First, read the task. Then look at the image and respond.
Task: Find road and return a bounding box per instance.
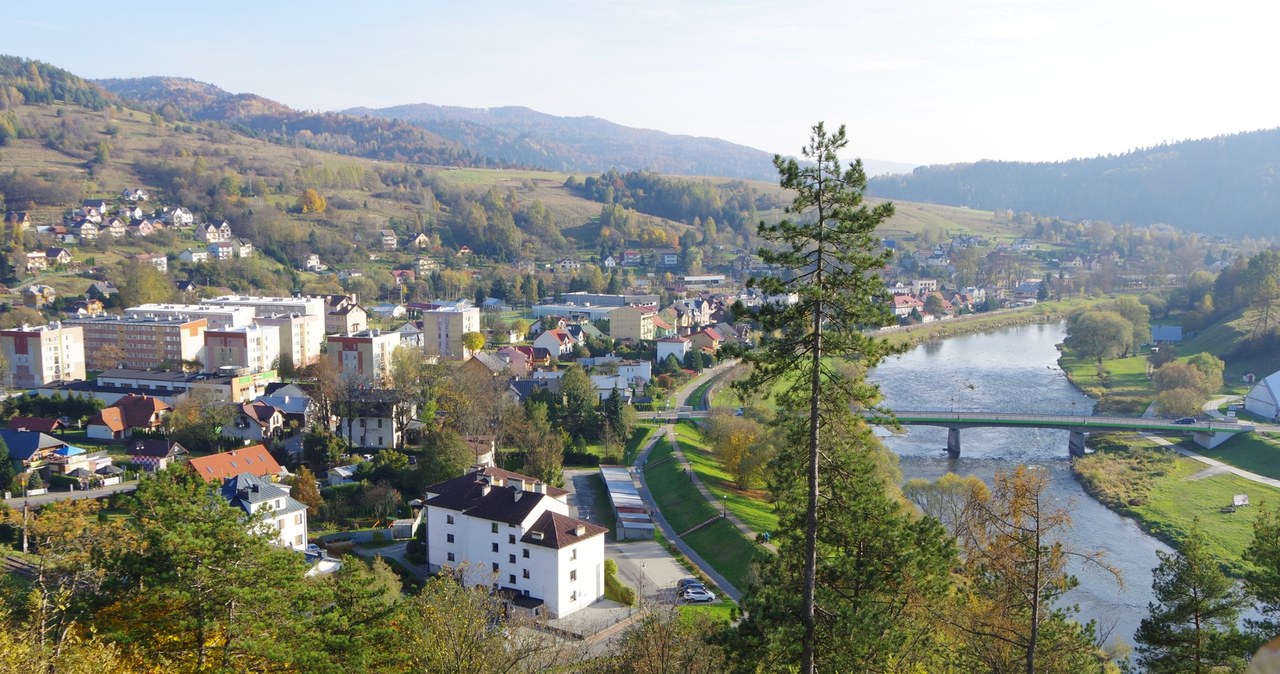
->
[638,359,741,421]
[3,481,137,509]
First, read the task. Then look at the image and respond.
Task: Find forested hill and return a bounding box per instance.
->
[94,76,496,168]
[344,103,782,181]
[867,129,1280,240]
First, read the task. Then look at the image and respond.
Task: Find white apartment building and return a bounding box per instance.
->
[204,324,282,375]
[424,466,607,619]
[219,473,308,549]
[200,295,327,319]
[420,305,481,360]
[256,312,325,369]
[325,329,402,384]
[125,303,256,330]
[0,323,86,387]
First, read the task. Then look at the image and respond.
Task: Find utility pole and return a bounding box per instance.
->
[22,500,29,554]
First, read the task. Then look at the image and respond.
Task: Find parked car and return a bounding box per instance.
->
[305,543,320,554]
[677,577,705,590]
[683,587,716,603]
[1174,417,1197,425]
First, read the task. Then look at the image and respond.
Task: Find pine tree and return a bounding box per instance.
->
[1135,519,1249,674]
[729,123,944,673]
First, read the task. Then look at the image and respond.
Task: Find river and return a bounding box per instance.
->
[870,321,1168,650]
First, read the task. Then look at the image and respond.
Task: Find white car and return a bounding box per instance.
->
[682,587,716,603]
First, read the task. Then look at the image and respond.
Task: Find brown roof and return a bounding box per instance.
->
[239,402,280,427]
[127,439,187,459]
[87,407,125,433]
[7,417,62,433]
[103,394,170,429]
[521,511,607,549]
[188,445,282,482]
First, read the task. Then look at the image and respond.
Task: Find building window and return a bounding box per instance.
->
[508,554,516,564]
[492,562,499,573]
[447,515,454,525]
[569,570,576,582]
[508,534,516,544]
[570,591,577,602]
[294,514,302,525]
[492,542,499,553]
[447,534,454,543]
[294,534,303,546]
[570,548,577,561]
[522,569,530,579]
[509,574,516,584]
[522,549,529,559]
[491,523,499,534]
[447,552,455,562]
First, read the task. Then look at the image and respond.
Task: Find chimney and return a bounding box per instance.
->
[532,482,546,494]
[574,525,586,536]
[511,478,524,492]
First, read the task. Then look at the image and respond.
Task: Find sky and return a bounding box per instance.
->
[4,1,1279,167]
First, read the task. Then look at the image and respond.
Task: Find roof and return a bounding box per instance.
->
[7,417,62,433]
[468,352,508,374]
[0,428,64,461]
[521,511,608,549]
[425,466,569,524]
[238,402,282,427]
[220,472,307,517]
[189,445,283,482]
[99,394,170,429]
[126,439,187,458]
[1151,325,1183,342]
[87,407,125,433]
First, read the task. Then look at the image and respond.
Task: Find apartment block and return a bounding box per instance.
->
[204,324,282,375]
[420,305,480,360]
[200,295,327,319]
[326,329,402,383]
[125,303,256,330]
[608,305,656,341]
[256,312,325,369]
[64,315,207,370]
[0,322,87,387]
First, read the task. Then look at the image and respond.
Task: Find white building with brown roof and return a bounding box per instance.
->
[423,466,607,619]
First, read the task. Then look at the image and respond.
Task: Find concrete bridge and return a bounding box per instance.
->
[883,411,1256,458]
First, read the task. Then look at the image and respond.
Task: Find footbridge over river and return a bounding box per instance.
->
[883,411,1256,458]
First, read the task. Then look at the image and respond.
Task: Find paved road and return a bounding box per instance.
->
[3,481,137,509]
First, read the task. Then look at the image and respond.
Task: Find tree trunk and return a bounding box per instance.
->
[802,180,827,674]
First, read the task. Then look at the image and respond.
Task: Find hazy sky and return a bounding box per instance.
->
[5,1,1278,166]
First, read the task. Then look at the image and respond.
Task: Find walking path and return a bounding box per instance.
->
[3,480,137,509]
[632,423,743,602]
[662,425,778,554]
[1134,397,1280,488]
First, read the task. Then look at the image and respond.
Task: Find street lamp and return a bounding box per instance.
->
[721,494,728,518]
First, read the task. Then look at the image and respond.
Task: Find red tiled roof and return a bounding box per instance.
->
[87,408,125,433]
[521,511,608,549]
[7,417,62,433]
[188,445,282,482]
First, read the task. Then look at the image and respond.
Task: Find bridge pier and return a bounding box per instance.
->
[947,428,961,458]
[1068,431,1087,458]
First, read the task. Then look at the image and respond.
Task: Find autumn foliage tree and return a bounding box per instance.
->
[298,188,326,214]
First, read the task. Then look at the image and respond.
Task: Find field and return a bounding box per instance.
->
[1059,353,1155,414]
[1074,434,1280,575]
[643,423,767,591]
[1193,433,1280,481]
[674,422,779,535]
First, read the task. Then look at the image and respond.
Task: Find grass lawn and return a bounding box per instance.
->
[679,599,739,624]
[675,422,779,535]
[644,426,766,591]
[1060,353,1155,414]
[623,423,659,465]
[1075,435,1280,576]
[1193,433,1280,481]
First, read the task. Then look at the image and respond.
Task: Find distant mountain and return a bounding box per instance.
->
[95,77,493,168]
[344,103,787,180]
[868,129,1280,240]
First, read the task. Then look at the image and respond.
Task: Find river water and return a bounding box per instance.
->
[870,321,1168,649]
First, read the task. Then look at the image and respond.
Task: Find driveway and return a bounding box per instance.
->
[3,481,138,509]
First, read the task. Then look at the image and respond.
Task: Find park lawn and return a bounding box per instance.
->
[1193,433,1280,481]
[644,428,766,591]
[679,598,739,624]
[677,426,780,535]
[623,423,658,465]
[1060,353,1155,414]
[576,473,615,534]
[1132,450,1279,576]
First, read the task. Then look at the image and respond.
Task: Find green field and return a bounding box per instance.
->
[643,424,767,591]
[1075,436,1280,575]
[674,422,779,535]
[1059,353,1155,414]
[1192,433,1280,481]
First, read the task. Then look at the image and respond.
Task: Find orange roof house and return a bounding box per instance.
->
[188,445,284,482]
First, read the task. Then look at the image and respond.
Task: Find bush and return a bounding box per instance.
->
[604,570,636,606]
[605,559,618,576]
[49,473,79,489]
[563,450,600,467]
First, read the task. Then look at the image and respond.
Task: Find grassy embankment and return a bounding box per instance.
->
[643,421,766,593]
[1074,433,1280,576]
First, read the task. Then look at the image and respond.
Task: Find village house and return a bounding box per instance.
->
[189,445,285,482]
[223,402,286,444]
[126,439,189,472]
[380,229,398,251]
[197,221,234,243]
[423,466,607,619]
[533,328,577,357]
[220,472,309,549]
[86,394,171,440]
[179,248,210,263]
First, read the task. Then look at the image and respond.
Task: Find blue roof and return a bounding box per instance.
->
[0,428,62,461]
[54,446,85,457]
[1151,325,1183,342]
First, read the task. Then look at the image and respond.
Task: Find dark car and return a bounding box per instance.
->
[1174,417,1197,424]
[677,577,706,590]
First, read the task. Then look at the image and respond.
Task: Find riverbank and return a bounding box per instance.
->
[877,296,1097,349]
[1072,433,1279,576]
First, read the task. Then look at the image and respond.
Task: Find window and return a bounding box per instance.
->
[508,534,516,544]
[508,554,516,564]
[294,513,302,525]
[447,552,455,562]
[491,542,499,553]
[447,534,454,544]
[570,591,577,602]
[491,523,499,534]
[294,534,303,546]
[522,569,530,579]
[446,515,454,525]
[509,574,516,584]
[522,549,529,559]
[491,562,499,573]
[570,548,577,561]
[569,570,576,582]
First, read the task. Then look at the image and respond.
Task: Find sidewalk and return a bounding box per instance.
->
[632,423,743,602]
[1136,395,1280,489]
